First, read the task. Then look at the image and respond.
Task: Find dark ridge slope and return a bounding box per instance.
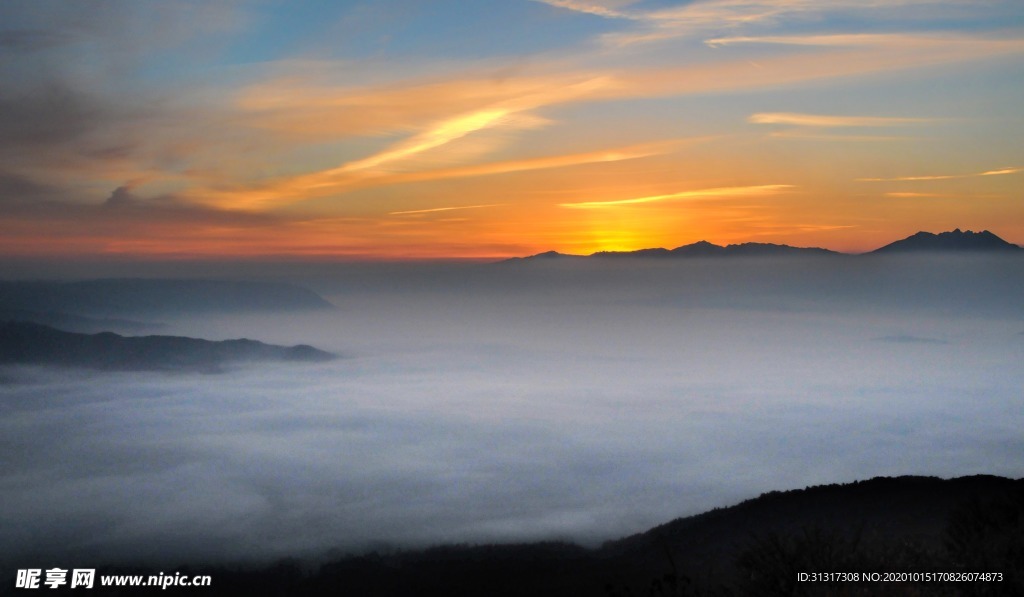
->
[307,475,1023,596]
[871,229,1020,254]
[502,250,585,262]
[0,307,157,334]
[585,241,836,259]
[0,321,336,373]
[604,474,1020,563]
[719,241,838,256]
[7,475,1016,596]
[509,241,842,261]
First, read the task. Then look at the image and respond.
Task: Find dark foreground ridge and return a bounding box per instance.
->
[6,475,1019,596]
[0,321,336,373]
[506,229,1022,261]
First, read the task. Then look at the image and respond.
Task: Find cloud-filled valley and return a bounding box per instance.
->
[1,256,1023,568]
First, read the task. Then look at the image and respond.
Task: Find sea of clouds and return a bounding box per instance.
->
[2,256,1022,567]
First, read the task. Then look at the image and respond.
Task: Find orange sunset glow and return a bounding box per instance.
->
[1,1,1022,260]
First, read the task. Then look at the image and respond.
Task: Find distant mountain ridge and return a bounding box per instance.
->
[594,241,840,259]
[0,307,157,334]
[870,228,1022,254]
[0,321,336,373]
[507,229,1021,261]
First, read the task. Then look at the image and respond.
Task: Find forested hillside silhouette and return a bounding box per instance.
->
[6,475,1018,596]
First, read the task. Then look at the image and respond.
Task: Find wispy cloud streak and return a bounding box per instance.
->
[314,77,612,177]
[750,113,930,127]
[539,0,994,48]
[379,140,687,184]
[560,184,793,208]
[859,166,1022,181]
[707,33,919,47]
[203,138,677,210]
[531,0,636,20]
[324,109,516,175]
[389,204,506,216]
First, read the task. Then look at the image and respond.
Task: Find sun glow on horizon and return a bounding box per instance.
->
[0,1,1022,259]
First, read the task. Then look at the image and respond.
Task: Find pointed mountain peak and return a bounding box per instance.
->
[669,241,725,256]
[872,229,1021,254]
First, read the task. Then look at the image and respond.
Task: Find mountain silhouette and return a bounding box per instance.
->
[509,250,585,261]
[507,229,1021,261]
[870,228,1022,253]
[589,241,839,259]
[66,475,1020,596]
[669,239,728,257]
[0,321,336,373]
[716,241,838,257]
[297,475,1024,596]
[0,307,158,334]
[509,241,838,261]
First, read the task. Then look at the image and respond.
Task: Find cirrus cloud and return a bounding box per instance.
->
[560,184,794,209]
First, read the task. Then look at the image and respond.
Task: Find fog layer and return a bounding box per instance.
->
[2,256,1022,566]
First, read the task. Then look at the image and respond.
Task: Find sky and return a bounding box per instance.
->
[1,0,1023,260]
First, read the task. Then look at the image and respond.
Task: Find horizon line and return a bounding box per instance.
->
[0,229,1019,267]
